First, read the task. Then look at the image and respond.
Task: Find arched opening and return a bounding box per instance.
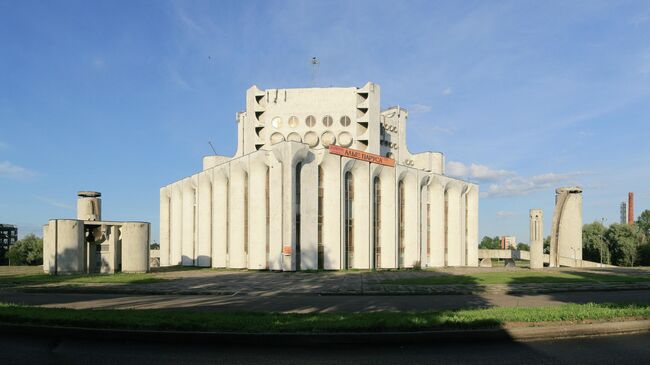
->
[373,176,381,269]
[344,171,354,269]
[295,162,302,271]
[398,180,405,268]
[318,166,324,270]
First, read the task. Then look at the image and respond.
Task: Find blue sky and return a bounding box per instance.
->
[1,0,649,243]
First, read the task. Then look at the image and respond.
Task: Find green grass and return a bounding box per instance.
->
[0,272,167,285]
[0,302,647,333]
[382,271,650,285]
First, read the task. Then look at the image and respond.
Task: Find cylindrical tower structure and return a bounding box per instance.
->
[529,209,544,269]
[121,222,150,273]
[628,192,634,225]
[77,191,101,221]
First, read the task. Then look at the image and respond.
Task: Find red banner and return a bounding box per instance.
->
[328,145,395,167]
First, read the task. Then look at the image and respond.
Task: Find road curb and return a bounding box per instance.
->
[1,320,648,345]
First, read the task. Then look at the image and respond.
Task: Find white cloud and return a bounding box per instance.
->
[447,161,515,181]
[483,171,586,197]
[0,161,36,179]
[409,104,432,114]
[35,196,74,210]
[442,87,453,96]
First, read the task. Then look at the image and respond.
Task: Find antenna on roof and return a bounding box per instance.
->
[208,141,217,155]
[310,57,320,87]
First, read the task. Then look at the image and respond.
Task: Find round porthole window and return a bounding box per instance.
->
[321,131,336,147]
[304,131,319,147]
[305,115,316,127]
[322,115,333,127]
[270,132,285,145]
[288,116,299,128]
[271,117,282,128]
[338,132,353,147]
[340,115,351,127]
[287,132,302,142]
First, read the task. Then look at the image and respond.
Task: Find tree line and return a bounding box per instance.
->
[479,209,650,267]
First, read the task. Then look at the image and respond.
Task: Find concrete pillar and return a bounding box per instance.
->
[55,219,85,274]
[300,152,319,270]
[550,187,583,267]
[446,181,463,266]
[400,170,419,268]
[159,187,170,267]
[427,176,445,268]
[196,171,212,267]
[466,185,479,267]
[320,152,341,270]
[169,182,183,266]
[530,209,544,269]
[181,177,195,266]
[249,155,269,270]
[211,167,229,268]
[121,222,150,273]
[76,191,101,221]
[228,160,248,268]
[268,154,283,270]
[419,177,428,268]
[379,167,396,269]
[42,221,55,273]
[351,162,370,269]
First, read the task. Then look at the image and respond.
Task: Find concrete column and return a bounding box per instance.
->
[42,221,55,273]
[419,177,428,267]
[268,154,283,270]
[170,182,183,266]
[55,219,85,274]
[181,177,195,266]
[320,152,341,270]
[460,186,468,266]
[427,177,445,267]
[249,155,269,270]
[466,185,479,267]
[446,181,463,266]
[228,160,248,268]
[351,162,370,269]
[300,152,319,270]
[196,171,212,267]
[159,187,171,267]
[530,209,544,269]
[211,167,229,268]
[379,168,396,269]
[401,171,419,268]
[121,222,150,273]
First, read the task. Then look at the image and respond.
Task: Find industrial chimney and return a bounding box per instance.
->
[628,192,634,225]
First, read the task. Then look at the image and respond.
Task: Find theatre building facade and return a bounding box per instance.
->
[159,82,479,270]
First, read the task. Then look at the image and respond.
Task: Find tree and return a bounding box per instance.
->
[605,224,644,267]
[637,210,650,240]
[583,221,610,264]
[543,236,550,254]
[637,243,650,266]
[516,243,529,251]
[479,236,500,249]
[6,234,43,266]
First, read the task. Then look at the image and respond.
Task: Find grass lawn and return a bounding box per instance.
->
[0,271,167,285]
[382,271,650,285]
[0,302,647,333]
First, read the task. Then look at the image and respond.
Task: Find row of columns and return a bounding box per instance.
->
[159,142,479,270]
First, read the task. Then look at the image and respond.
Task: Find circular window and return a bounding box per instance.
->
[271,117,282,128]
[304,131,319,147]
[338,132,353,147]
[340,116,351,127]
[322,115,333,127]
[321,131,336,147]
[305,115,316,127]
[270,132,285,145]
[288,116,299,128]
[287,132,302,143]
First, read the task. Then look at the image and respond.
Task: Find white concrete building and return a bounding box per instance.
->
[159,82,479,271]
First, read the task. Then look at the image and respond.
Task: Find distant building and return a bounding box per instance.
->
[0,224,18,264]
[620,202,627,224]
[500,236,517,250]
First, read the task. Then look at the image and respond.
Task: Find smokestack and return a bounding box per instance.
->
[628,192,634,225]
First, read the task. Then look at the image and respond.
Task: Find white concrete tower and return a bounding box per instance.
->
[529,209,544,269]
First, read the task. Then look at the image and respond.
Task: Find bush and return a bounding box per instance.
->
[6,234,43,266]
[605,224,644,267]
[637,244,650,267]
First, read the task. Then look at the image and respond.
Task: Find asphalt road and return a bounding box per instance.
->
[1,289,650,312]
[0,332,648,364]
